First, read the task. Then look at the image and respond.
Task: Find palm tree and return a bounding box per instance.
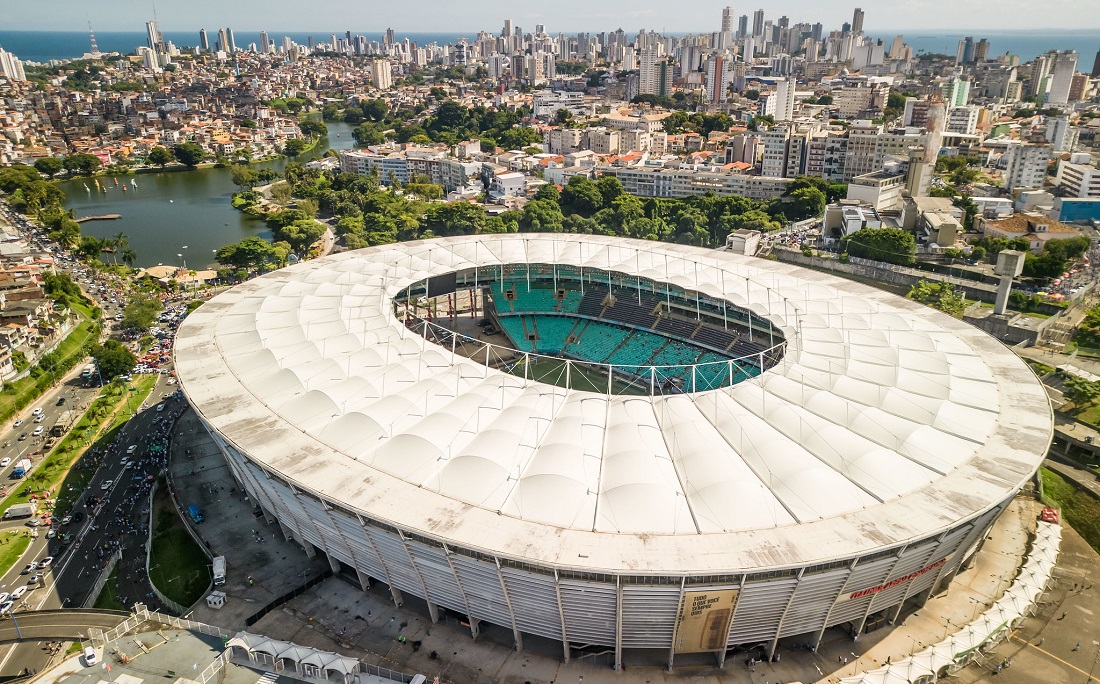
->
[111,232,128,265]
[121,247,138,269]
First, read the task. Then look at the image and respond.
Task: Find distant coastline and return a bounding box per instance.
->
[2,28,1098,64]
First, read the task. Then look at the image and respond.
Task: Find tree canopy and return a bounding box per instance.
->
[173,142,206,167]
[91,340,137,380]
[119,296,164,330]
[842,227,916,265]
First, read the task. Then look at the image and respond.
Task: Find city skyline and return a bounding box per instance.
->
[6,0,1100,33]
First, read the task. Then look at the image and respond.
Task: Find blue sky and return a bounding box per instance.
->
[6,0,1099,32]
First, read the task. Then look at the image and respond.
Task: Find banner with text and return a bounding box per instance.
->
[672,588,740,653]
[835,558,947,603]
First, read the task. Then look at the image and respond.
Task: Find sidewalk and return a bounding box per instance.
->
[167,408,327,627]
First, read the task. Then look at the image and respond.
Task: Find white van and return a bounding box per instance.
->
[84,645,97,666]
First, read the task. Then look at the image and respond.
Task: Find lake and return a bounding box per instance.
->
[58,121,358,269]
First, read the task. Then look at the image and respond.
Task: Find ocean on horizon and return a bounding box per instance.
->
[1,28,1097,65]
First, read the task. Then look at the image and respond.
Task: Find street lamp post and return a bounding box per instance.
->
[4,603,23,640]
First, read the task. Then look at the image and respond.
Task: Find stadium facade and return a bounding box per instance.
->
[175,235,1052,669]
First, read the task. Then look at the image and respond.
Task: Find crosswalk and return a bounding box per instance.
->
[255,672,278,684]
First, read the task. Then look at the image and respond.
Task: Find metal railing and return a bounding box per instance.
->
[83,548,122,608]
[405,315,785,397]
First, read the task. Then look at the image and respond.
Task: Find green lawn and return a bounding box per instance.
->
[0,318,98,424]
[92,563,125,611]
[149,479,211,608]
[0,532,32,578]
[1041,468,1100,554]
[0,374,158,518]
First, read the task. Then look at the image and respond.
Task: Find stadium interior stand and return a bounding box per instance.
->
[482,278,773,391]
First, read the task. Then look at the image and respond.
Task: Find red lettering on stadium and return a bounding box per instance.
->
[846,558,947,601]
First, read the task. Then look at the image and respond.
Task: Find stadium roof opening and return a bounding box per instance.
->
[397,263,786,395]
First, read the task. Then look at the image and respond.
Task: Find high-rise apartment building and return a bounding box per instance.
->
[198,29,209,52]
[941,77,970,107]
[705,52,731,103]
[371,59,392,89]
[1046,51,1079,105]
[0,49,26,81]
[226,28,237,53]
[217,28,228,54]
[851,8,865,35]
[1003,141,1052,190]
[774,78,796,121]
[753,9,765,37]
[146,20,162,52]
[260,31,271,54]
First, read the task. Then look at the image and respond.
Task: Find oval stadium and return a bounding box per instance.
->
[174,234,1053,669]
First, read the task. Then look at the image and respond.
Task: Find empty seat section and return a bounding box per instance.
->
[655,317,698,340]
[606,330,666,368]
[531,316,575,353]
[693,324,736,350]
[578,285,609,318]
[569,322,631,363]
[648,341,701,379]
[497,316,534,352]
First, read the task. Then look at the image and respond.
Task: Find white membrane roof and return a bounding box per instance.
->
[174,235,1052,574]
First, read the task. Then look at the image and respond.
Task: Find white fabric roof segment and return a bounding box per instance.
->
[176,235,1054,574]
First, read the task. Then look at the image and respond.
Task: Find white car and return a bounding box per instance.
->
[38,556,53,567]
[0,457,9,467]
[101,479,113,490]
[32,407,43,416]
[127,445,138,454]
[0,592,8,605]
[10,586,27,600]
[12,420,22,427]
[84,646,97,666]
[33,415,45,423]
[32,426,43,437]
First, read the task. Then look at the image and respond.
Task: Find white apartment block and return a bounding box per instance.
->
[543,127,584,155]
[846,170,905,211]
[946,106,980,135]
[1056,160,1100,198]
[761,127,791,178]
[1045,116,1079,152]
[1002,141,1052,191]
[583,128,621,154]
[532,91,586,119]
[339,150,407,183]
[1046,51,1078,106]
[601,167,791,200]
[774,78,796,122]
[371,59,392,89]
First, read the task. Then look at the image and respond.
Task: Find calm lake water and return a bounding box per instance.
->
[58,121,357,268]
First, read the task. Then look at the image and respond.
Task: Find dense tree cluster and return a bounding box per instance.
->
[91,340,136,380]
[348,99,539,150]
[907,280,967,317]
[173,142,206,167]
[215,236,291,274]
[119,296,163,330]
[275,161,818,251]
[972,235,1089,278]
[842,227,917,265]
[0,164,67,216]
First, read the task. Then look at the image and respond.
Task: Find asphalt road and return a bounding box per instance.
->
[0,373,175,677]
[0,610,124,644]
